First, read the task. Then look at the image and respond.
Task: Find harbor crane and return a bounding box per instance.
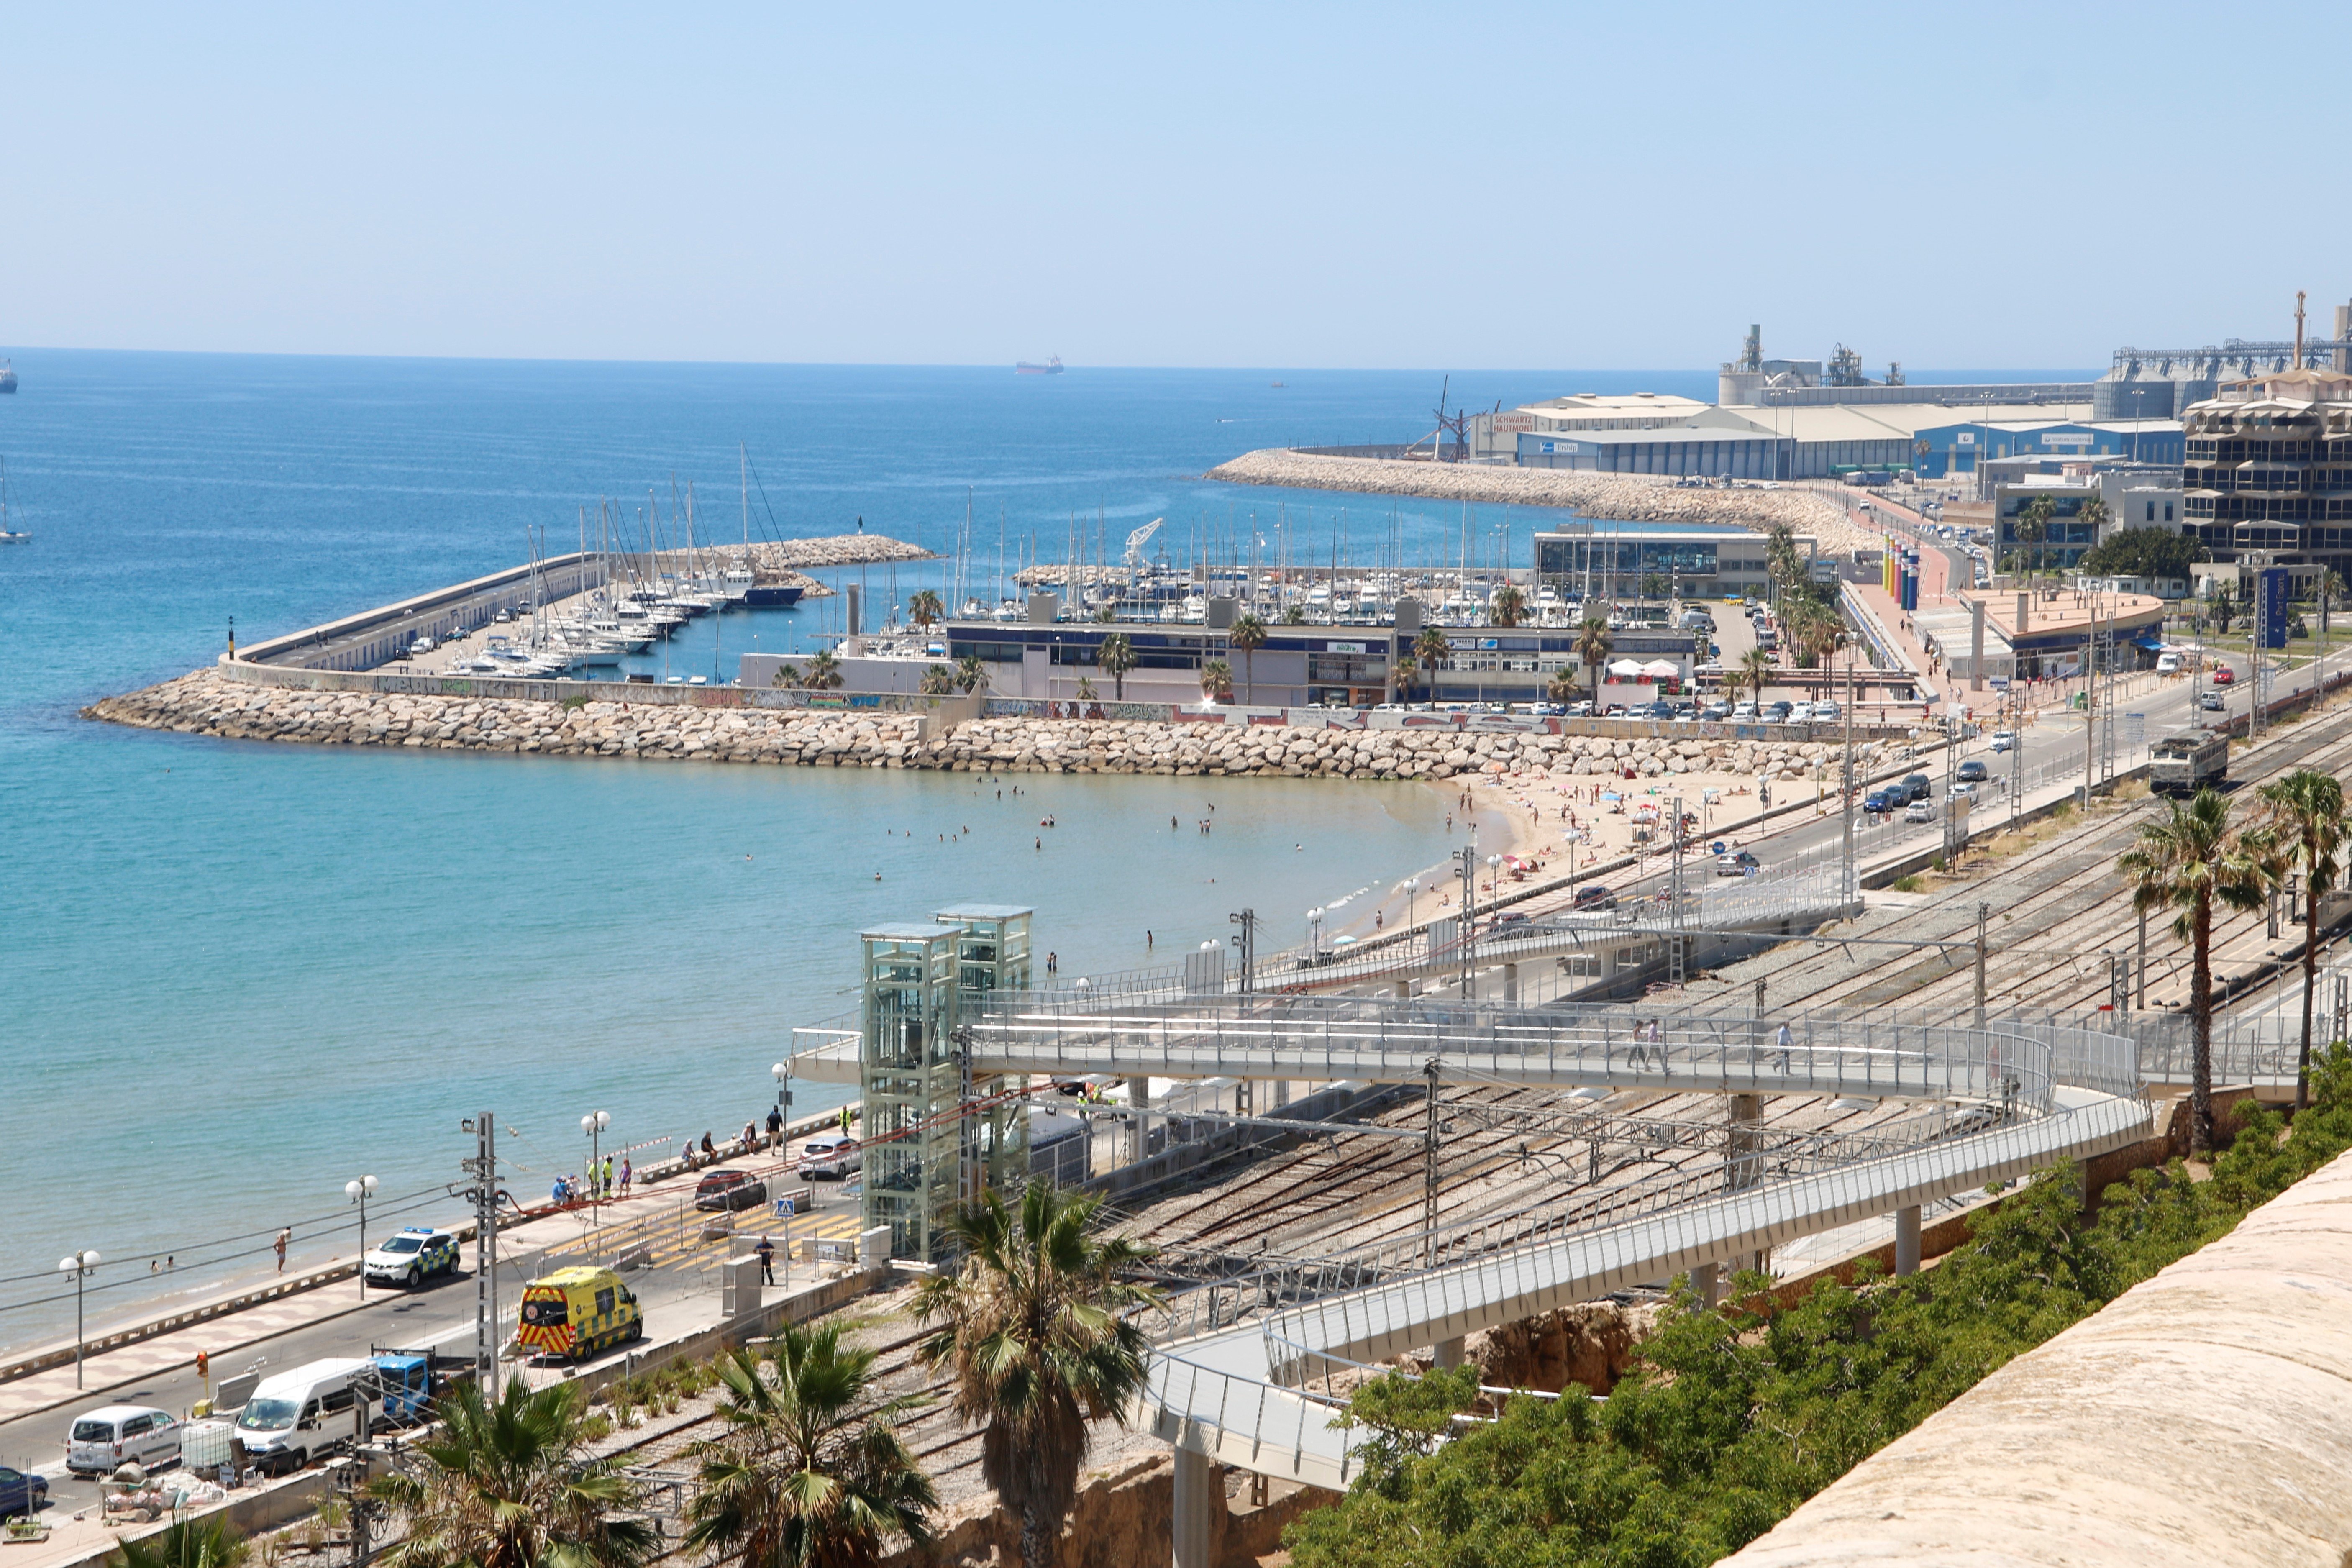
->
[1425,376,1471,461]
[1122,517,1163,572]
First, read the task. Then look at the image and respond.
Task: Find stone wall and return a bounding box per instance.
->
[87,669,1902,783]
[1466,1301,1653,1395]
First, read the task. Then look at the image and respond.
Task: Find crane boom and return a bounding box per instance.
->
[1123,517,1163,571]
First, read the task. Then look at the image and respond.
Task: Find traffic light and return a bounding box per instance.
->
[195,1351,208,1378]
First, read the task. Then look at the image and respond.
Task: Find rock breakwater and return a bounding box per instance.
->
[1209,448,1875,554]
[88,670,1902,781]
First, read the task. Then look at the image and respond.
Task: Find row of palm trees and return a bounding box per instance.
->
[122,1188,1152,1568]
[2122,769,2344,1153]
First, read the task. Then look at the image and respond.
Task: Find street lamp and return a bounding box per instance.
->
[581,1110,610,1202]
[344,1176,377,1298]
[58,1251,98,1388]
[1307,906,1325,953]
[1401,878,1419,929]
[771,1062,794,1151]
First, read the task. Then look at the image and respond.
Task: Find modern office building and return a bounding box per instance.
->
[1531,527,1778,600]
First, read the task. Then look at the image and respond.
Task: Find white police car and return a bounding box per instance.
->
[363,1226,461,1289]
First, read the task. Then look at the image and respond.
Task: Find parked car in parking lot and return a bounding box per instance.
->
[797,1131,863,1179]
[0,1463,46,1521]
[1700,701,1730,720]
[68,1406,182,1477]
[1787,701,1815,722]
[1731,701,1758,719]
[1765,700,1793,722]
[1812,700,1841,722]
[693,1170,770,1212]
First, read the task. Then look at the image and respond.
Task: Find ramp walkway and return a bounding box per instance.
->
[1142,1079,2150,1490]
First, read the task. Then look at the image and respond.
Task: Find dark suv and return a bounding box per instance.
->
[1957,759,1988,783]
[694,1171,769,1213]
[1900,774,1932,803]
[1571,885,1619,912]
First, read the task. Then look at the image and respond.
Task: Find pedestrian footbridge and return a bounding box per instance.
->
[1140,1075,2150,1493]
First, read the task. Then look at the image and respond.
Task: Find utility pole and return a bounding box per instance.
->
[1423,1059,1442,1266]
[1974,902,1990,1027]
[461,1113,500,1391]
[1670,793,1687,983]
[1228,908,1257,995]
[1841,646,1857,908]
[1455,844,1480,997]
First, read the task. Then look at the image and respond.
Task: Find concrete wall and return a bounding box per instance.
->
[1722,1145,2352,1567]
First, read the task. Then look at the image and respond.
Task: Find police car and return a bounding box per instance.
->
[363,1226,461,1289]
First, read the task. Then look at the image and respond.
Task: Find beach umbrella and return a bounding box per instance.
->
[1640,659,1680,679]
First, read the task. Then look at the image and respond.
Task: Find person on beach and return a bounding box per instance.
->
[274,1228,290,1273]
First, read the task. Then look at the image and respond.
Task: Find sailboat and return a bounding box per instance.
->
[0,459,27,543]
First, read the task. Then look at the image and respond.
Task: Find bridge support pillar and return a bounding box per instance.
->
[1693,1261,1722,1309]
[1894,1204,1921,1276]
[1171,1445,1220,1568]
[1128,1076,1151,1166]
[1432,1335,1466,1370]
[1727,1094,1770,1276]
[1504,963,1520,1005]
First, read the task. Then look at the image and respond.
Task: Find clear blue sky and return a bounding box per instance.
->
[3,3,2339,369]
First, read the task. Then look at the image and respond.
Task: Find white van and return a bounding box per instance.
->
[232,1358,377,1475]
[797,1131,862,1180]
[65,1406,181,1476]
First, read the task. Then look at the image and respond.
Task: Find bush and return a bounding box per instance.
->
[1285,1049,2352,1568]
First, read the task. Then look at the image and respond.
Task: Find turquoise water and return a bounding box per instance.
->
[5,352,1704,1348]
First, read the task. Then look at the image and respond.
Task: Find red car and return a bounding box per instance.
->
[2211,666,2236,686]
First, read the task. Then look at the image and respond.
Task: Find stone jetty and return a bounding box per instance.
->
[1209,449,1878,555]
[89,669,1898,781]
[740,535,933,571]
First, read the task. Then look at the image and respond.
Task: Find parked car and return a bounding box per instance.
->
[2199,690,2227,712]
[0,1464,46,1521]
[1812,700,1842,723]
[232,1360,377,1476]
[1863,789,1896,815]
[1787,701,1816,723]
[1904,799,1937,823]
[693,1170,770,1212]
[1643,700,1677,720]
[66,1406,182,1477]
[364,1226,461,1290]
[1714,849,1761,876]
[2211,665,2236,685]
[1701,701,1731,720]
[1571,884,1619,911]
[1731,701,1759,719]
[1990,730,2017,753]
[1900,774,1932,803]
[1957,759,1989,783]
[1765,700,1793,722]
[797,1131,863,1180]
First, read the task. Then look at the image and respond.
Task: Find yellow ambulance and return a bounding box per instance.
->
[515,1266,644,1361]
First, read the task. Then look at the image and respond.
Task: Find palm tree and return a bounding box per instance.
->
[2118,788,2273,1154]
[2252,769,2345,1109]
[1199,658,1233,703]
[1097,633,1136,701]
[2077,496,2109,574]
[1281,604,1306,625]
[2014,495,2055,583]
[802,649,844,691]
[1413,627,1453,704]
[1229,613,1267,704]
[1573,616,1613,710]
[370,1378,656,1568]
[920,664,955,697]
[907,589,943,633]
[1389,652,1418,703]
[1740,645,1774,708]
[111,1517,248,1568]
[1074,676,1099,701]
[769,662,803,690]
[955,654,989,695]
[682,1326,936,1568]
[1544,667,1578,706]
[913,1186,1159,1568]
[1489,584,1528,628]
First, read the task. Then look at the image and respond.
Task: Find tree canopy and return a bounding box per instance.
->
[2079,526,2205,581]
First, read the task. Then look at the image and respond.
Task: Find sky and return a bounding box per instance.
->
[1,2,2342,370]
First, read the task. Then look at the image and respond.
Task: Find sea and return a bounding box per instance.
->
[18,353,1969,1349]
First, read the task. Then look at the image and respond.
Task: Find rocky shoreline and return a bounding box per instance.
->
[88,669,1901,781]
[1209,448,1876,555]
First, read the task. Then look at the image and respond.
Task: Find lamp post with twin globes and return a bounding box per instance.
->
[344,1176,377,1299]
[58,1250,98,1388]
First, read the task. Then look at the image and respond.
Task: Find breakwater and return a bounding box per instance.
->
[89,667,1909,781]
[1209,448,1877,554]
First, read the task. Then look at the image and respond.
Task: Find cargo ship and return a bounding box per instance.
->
[0,360,16,394]
[1016,356,1064,375]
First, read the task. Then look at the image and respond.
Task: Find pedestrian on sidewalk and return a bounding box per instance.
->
[1775,1021,1794,1074]
[755,1235,776,1285]
[274,1228,290,1273]
[602,1156,615,1197]
[620,1158,633,1194]
[766,1106,784,1152]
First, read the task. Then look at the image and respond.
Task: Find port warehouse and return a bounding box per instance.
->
[1480,392,2184,481]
